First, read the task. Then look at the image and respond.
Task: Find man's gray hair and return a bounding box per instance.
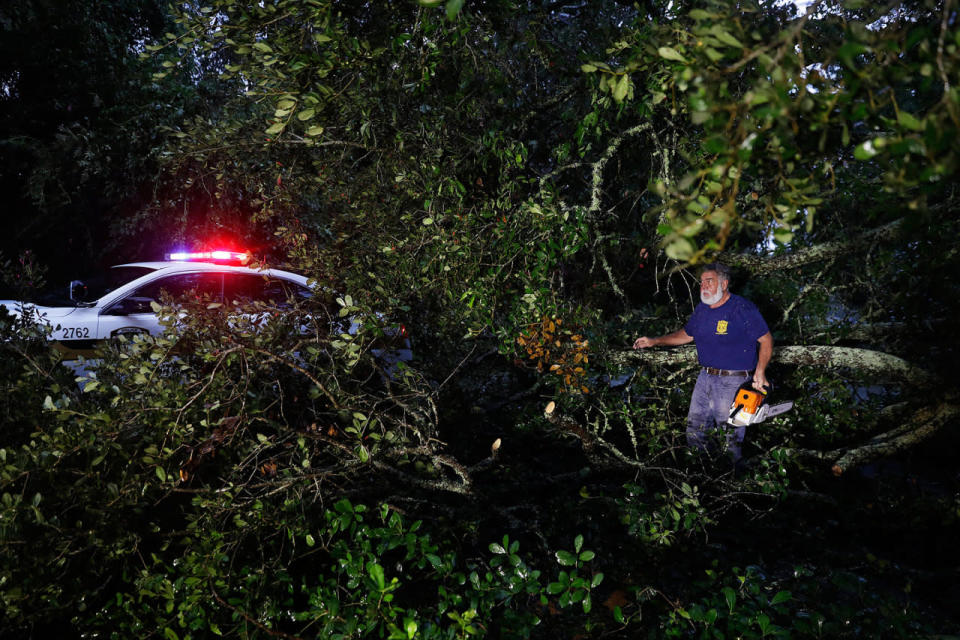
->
[701,262,731,285]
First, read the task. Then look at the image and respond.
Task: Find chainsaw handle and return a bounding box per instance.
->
[754,380,772,393]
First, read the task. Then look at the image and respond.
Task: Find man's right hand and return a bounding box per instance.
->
[633,336,655,349]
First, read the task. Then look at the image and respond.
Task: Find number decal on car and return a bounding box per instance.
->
[62,327,91,340]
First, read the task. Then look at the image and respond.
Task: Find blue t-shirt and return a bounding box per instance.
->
[684,294,769,370]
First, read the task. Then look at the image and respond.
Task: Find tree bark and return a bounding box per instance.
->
[828,400,959,475]
[611,344,938,386]
[718,218,903,275]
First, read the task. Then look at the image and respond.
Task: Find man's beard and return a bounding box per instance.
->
[701,287,724,305]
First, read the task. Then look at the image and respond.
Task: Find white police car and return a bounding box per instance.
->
[0,251,411,364]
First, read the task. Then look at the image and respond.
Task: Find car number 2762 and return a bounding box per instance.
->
[61,327,91,340]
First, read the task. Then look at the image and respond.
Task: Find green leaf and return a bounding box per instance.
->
[664,237,694,261]
[446,0,465,20]
[757,612,771,633]
[704,47,724,62]
[307,125,325,136]
[773,228,794,244]
[657,47,688,63]
[854,139,881,160]
[711,26,744,49]
[368,562,386,590]
[489,543,506,554]
[297,108,316,121]
[897,111,923,131]
[574,534,584,553]
[579,550,595,562]
[253,42,273,54]
[722,586,737,612]
[305,534,315,547]
[612,74,630,103]
[265,122,285,136]
[556,550,577,566]
[156,467,167,482]
[691,110,712,124]
[771,590,792,605]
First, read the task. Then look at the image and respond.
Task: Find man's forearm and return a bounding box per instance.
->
[755,333,773,374]
[656,329,694,347]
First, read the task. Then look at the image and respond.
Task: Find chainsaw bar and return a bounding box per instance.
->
[756,401,794,423]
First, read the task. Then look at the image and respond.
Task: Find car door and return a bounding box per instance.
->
[98,272,224,339]
[223,272,318,334]
[223,273,311,308]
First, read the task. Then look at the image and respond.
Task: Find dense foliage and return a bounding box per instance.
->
[1,0,958,637]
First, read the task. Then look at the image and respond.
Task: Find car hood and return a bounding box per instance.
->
[0,300,79,321]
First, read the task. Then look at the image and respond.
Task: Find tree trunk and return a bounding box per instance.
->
[612,344,937,386]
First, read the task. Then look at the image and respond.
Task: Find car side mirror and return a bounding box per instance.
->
[104,296,153,316]
[69,280,87,303]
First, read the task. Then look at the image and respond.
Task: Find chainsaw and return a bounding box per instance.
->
[727,381,794,428]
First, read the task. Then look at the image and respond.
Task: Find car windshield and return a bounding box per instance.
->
[31,266,157,306]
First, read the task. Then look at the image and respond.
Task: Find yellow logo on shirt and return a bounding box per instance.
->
[716,320,728,335]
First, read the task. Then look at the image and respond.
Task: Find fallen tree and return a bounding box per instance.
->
[610,344,940,387]
[578,343,952,475]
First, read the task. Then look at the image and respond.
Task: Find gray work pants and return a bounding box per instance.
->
[686,369,751,462]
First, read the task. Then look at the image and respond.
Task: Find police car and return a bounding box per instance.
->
[0,251,411,364]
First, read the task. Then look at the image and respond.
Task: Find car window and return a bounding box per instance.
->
[30,266,156,306]
[224,274,311,309]
[133,273,224,304]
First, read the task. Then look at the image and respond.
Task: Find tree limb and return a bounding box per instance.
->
[829,400,960,475]
[718,218,903,275]
[610,344,938,386]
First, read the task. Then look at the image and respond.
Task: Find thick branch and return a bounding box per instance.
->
[588,123,652,217]
[718,218,903,275]
[610,344,937,386]
[773,345,937,386]
[829,400,960,475]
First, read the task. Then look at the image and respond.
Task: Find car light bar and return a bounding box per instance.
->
[165,250,250,263]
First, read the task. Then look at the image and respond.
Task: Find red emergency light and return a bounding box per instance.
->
[165,250,250,264]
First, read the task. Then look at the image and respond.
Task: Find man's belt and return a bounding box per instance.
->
[702,367,751,376]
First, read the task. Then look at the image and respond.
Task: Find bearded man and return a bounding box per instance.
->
[633,263,773,462]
